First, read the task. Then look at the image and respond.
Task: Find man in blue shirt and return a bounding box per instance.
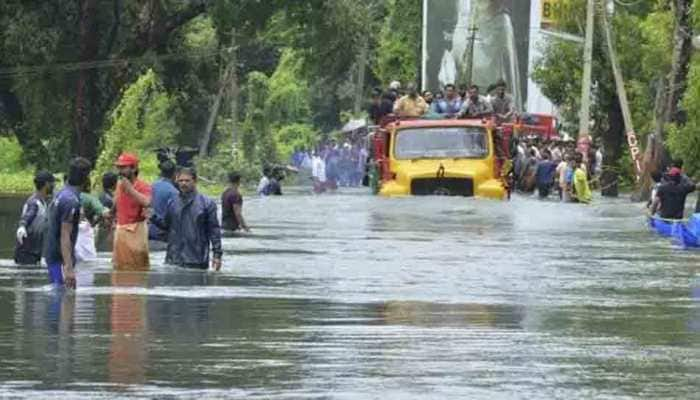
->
[535,151,557,198]
[431,84,463,118]
[148,159,179,242]
[44,157,92,289]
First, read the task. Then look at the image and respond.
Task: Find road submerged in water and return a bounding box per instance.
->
[0,189,698,399]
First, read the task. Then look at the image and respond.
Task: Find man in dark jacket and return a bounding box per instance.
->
[15,171,56,265]
[651,167,698,219]
[152,167,222,270]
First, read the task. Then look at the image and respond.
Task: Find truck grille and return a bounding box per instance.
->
[410,178,474,196]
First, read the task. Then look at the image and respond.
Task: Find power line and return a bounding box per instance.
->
[0,48,229,79]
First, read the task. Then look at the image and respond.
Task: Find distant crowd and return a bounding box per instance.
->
[290,140,368,194]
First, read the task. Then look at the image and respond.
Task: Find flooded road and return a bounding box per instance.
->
[0,190,698,399]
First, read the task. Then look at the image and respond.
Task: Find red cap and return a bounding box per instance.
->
[115,152,139,167]
[668,167,682,177]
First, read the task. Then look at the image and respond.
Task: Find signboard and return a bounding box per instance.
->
[422,0,531,110]
[540,0,575,31]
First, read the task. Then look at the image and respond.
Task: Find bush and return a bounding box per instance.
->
[668,59,700,177]
[93,69,179,180]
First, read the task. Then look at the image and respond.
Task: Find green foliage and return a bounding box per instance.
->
[183,15,218,53]
[196,141,261,187]
[668,59,700,177]
[266,49,312,125]
[533,3,673,136]
[373,0,421,86]
[274,123,319,161]
[93,69,179,179]
[0,137,36,193]
[239,71,275,164]
[0,136,28,173]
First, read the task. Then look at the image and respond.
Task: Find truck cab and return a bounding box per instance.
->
[371,118,508,199]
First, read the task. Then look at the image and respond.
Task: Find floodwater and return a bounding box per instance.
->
[0,190,698,399]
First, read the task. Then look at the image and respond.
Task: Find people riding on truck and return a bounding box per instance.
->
[458,85,493,118]
[393,83,429,118]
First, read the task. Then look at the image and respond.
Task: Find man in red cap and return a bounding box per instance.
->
[113,152,152,270]
[651,167,698,220]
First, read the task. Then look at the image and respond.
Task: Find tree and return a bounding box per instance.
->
[533,1,676,196]
[93,69,178,179]
[373,0,422,86]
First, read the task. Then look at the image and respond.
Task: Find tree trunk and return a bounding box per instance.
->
[353,38,368,115]
[199,64,231,158]
[229,31,239,156]
[601,95,624,197]
[75,0,100,161]
[640,0,693,199]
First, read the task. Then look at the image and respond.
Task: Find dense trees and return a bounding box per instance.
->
[533,0,700,195]
[0,0,412,180]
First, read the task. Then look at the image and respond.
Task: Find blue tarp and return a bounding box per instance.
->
[649,213,700,249]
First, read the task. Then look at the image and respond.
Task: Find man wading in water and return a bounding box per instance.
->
[14,171,56,265]
[113,153,152,270]
[44,157,92,289]
[151,167,222,271]
[221,172,251,234]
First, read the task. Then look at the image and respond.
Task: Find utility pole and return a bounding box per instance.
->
[599,3,642,180]
[353,37,368,115]
[578,0,596,138]
[464,23,478,86]
[229,28,239,156]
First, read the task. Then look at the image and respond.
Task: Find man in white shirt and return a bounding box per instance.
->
[311,152,326,193]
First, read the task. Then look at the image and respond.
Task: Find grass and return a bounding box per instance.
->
[0,170,236,198]
[0,171,37,194]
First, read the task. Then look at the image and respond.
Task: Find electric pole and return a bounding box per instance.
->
[600,3,642,180]
[578,0,596,138]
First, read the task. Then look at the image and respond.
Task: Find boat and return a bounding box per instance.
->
[648,213,700,248]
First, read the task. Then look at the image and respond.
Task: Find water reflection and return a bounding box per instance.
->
[378,301,524,328]
[109,271,148,385]
[690,277,700,333]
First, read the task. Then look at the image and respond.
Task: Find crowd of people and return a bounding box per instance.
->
[290,140,368,194]
[511,137,601,204]
[13,153,251,289]
[369,80,515,124]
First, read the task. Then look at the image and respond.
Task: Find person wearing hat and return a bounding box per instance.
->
[113,152,152,270]
[651,167,699,220]
[14,171,56,265]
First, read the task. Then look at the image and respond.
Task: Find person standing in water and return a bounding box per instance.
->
[113,153,152,270]
[99,172,118,209]
[572,153,592,204]
[44,157,92,288]
[221,172,250,233]
[148,159,178,243]
[14,171,56,265]
[152,167,222,271]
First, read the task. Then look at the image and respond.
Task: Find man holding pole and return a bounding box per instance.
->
[113,153,152,270]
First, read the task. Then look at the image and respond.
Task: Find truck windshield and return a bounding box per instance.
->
[394,127,488,160]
